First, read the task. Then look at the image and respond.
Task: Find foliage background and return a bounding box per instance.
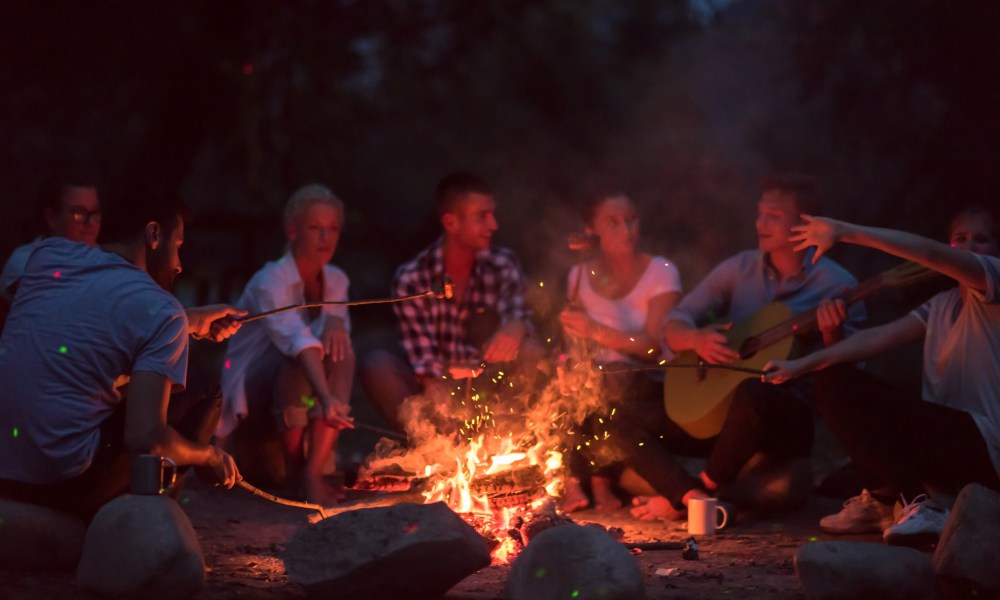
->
[2,0,998,391]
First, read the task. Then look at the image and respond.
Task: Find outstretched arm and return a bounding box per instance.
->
[763,314,924,384]
[793,215,988,291]
[125,371,241,488]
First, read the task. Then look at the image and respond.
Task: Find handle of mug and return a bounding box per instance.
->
[716,505,728,530]
[160,457,178,494]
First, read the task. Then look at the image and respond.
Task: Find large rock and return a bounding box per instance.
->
[284,501,491,599]
[506,524,645,600]
[796,541,938,600]
[76,494,205,599]
[933,483,1000,598]
[0,499,87,570]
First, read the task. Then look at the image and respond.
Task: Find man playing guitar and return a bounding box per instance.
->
[626,174,864,520]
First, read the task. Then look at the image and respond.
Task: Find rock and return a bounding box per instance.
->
[796,541,938,600]
[720,453,813,512]
[76,494,205,599]
[506,524,645,600]
[284,501,491,599]
[933,483,1000,598]
[0,499,87,570]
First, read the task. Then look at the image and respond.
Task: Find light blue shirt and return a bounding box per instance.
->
[0,238,188,484]
[669,249,865,355]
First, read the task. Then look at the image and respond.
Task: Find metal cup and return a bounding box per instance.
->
[130,454,177,495]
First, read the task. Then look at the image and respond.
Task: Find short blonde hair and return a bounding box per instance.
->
[284,184,344,230]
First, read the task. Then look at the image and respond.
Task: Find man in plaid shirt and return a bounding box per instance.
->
[361,172,537,433]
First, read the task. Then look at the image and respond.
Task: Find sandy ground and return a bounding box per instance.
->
[0,475,886,599]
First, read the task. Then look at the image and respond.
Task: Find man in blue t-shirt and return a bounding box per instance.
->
[0,191,243,518]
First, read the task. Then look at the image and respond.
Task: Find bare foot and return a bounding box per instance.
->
[304,477,346,506]
[591,476,622,513]
[562,477,590,513]
[630,495,685,521]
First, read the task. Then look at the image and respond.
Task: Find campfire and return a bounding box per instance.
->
[353,346,612,564]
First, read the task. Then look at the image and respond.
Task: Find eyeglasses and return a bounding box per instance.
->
[69,207,102,224]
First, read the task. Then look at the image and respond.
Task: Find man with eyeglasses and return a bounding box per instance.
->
[1,174,101,300]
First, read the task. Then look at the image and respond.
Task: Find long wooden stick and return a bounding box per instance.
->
[237,290,436,323]
[237,480,328,519]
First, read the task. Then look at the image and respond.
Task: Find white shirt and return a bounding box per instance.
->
[219,252,350,437]
[911,253,1000,479]
[567,256,681,365]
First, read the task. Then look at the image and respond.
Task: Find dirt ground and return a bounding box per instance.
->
[0,475,887,599]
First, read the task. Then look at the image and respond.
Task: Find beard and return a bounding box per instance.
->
[146,245,177,291]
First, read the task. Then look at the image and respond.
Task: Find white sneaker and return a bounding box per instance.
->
[883,494,949,547]
[819,489,895,534]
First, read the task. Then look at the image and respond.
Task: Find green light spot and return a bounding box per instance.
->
[181,496,191,504]
[12,427,18,438]
[571,591,580,598]
[534,568,547,579]
[809,536,818,542]
[59,345,68,354]
[301,395,316,409]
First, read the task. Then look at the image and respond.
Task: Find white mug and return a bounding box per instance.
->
[688,497,728,535]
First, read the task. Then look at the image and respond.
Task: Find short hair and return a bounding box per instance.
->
[99,185,190,244]
[283,184,344,230]
[38,171,98,215]
[760,173,821,216]
[949,205,998,240]
[434,172,491,218]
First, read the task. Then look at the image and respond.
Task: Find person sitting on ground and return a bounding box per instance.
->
[764,206,1000,546]
[218,184,355,506]
[617,173,864,521]
[558,190,681,513]
[360,171,540,436]
[0,188,243,520]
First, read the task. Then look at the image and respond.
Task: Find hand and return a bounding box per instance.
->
[816,298,848,340]
[187,305,246,341]
[320,395,354,430]
[692,323,738,364]
[761,358,808,385]
[559,309,593,340]
[448,365,484,380]
[321,317,352,362]
[790,215,845,264]
[207,446,241,489]
[482,321,525,364]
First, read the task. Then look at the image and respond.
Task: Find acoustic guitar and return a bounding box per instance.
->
[663,261,936,439]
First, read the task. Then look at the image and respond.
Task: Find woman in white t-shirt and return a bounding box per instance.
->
[559,191,681,512]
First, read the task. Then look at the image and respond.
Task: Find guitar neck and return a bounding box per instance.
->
[738,269,899,358]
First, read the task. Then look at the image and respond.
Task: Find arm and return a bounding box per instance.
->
[763,314,925,384]
[794,215,989,291]
[185,304,246,341]
[296,347,354,429]
[662,260,740,363]
[124,371,239,487]
[560,291,680,361]
[482,251,533,364]
[393,272,442,379]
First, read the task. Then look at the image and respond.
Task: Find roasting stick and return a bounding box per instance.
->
[601,363,767,377]
[237,290,440,324]
[237,480,330,520]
